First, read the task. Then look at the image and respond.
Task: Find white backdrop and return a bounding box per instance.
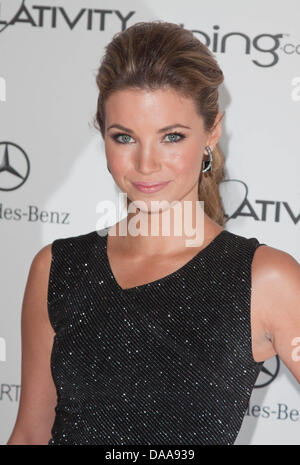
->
[0,0,299,445]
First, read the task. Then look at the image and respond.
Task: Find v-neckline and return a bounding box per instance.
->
[101,228,228,295]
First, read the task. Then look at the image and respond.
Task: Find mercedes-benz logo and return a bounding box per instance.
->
[0,141,30,191]
[254,355,280,388]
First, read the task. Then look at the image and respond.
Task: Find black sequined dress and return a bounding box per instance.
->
[47,227,266,445]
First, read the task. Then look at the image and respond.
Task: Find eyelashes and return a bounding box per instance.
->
[110,131,187,145]
[164,132,186,143]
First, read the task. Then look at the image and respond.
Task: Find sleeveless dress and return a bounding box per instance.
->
[47,227,266,445]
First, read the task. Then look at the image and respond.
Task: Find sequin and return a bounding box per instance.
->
[47,227,266,445]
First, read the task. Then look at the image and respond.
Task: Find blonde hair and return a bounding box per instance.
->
[94,21,226,226]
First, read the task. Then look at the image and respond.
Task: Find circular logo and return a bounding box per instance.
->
[254,355,280,388]
[0,141,30,191]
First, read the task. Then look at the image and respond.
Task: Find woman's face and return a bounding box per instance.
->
[104,87,221,213]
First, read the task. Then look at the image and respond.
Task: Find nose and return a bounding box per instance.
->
[134,145,161,175]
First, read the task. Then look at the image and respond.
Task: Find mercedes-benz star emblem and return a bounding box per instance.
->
[0,141,30,191]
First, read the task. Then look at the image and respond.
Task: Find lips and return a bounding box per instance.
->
[132,181,168,186]
[132,181,170,193]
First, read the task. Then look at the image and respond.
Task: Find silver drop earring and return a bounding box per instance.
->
[202,146,213,172]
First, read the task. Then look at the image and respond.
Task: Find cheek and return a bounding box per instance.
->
[105,143,131,175]
[167,144,202,177]
[111,156,129,175]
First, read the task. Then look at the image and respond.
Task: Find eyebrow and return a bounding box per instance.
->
[107,123,191,133]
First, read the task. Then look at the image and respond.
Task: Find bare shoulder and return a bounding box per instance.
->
[31,243,53,269]
[252,243,299,273]
[252,244,300,303]
[24,243,54,304]
[23,243,54,314]
[251,243,300,363]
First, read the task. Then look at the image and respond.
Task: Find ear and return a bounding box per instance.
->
[206,111,223,149]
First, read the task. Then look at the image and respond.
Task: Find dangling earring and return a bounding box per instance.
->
[202,146,213,172]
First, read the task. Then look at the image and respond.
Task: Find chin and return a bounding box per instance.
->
[129,198,174,214]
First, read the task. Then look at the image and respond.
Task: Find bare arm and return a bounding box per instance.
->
[6,244,58,445]
[254,245,300,384]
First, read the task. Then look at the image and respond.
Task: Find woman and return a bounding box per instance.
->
[7,21,300,446]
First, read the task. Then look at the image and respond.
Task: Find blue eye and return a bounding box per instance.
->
[165,132,186,143]
[110,131,186,144]
[111,133,134,144]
